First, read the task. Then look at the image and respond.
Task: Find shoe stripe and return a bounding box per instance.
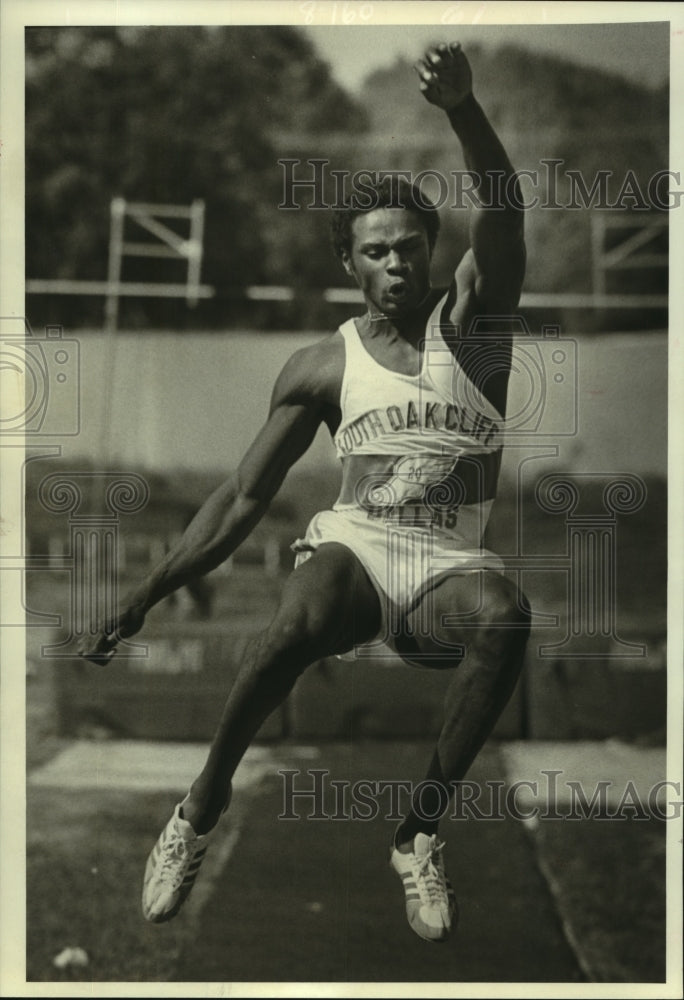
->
[186,862,203,875]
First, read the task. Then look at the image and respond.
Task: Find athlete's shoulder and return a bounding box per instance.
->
[271,331,345,410]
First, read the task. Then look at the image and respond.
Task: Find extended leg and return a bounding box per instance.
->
[388,571,530,942]
[396,570,531,844]
[142,543,381,922]
[181,542,382,833]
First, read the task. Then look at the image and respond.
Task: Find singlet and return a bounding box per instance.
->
[332,295,505,549]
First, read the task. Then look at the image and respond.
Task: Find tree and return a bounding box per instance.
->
[25,25,368,327]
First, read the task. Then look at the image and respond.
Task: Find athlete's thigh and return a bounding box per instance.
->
[398,570,522,668]
[271,542,382,657]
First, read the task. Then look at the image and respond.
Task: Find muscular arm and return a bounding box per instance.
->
[80,342,338,662]
[130,385,320,609]
[418,42,525,311]
[449,95,525,309]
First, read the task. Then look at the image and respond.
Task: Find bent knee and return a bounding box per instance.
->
[478,576,531,634]
[258,607,336,666]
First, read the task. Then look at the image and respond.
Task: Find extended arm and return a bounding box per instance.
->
[417,43,525,310]
[80,349,326,663]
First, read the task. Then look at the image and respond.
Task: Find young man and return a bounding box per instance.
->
[81,42,530,944]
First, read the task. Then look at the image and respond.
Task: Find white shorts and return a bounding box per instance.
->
[291,506,504,665]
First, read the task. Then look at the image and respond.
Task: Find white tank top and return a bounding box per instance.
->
[332,304,504,545]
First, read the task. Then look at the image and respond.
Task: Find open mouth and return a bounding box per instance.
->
[387,281,408,298]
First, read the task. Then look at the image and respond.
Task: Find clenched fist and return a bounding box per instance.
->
[415,42,472,111]
[78,602,146,665]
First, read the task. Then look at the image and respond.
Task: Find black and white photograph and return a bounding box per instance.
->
[1,0,682,994]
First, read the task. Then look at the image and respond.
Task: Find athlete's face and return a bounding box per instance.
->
[342,208,432,317]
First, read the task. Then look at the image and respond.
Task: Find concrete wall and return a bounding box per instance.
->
[52,620,666,743]
[34,327,667,743]
[47,329,667,479]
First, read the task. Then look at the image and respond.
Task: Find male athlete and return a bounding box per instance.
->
[81,43,530,944]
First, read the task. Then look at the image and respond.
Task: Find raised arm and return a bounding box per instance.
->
[80,345,331,664]
[417,42,525,311]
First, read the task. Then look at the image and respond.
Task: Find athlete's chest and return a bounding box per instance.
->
[359,335,424,378]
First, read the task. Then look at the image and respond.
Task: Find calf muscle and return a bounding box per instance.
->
[183,545,381,832]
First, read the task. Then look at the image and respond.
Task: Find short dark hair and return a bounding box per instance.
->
[330,175,440,260]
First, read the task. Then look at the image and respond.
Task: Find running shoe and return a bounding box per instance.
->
[390,830,458,942]
[142,803,211,923]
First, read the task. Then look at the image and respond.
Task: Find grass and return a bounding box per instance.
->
[26,741,667,984]
[25,665,668,986]
[531,816,667,982]
[27,789,188,982]
[25,667,181,981]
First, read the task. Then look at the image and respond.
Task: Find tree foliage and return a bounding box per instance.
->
[26,29,668,329]
[26,25,367,326]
